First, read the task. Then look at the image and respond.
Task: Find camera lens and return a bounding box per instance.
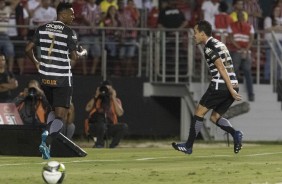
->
[28,87,37,96]
[99,86,109,94]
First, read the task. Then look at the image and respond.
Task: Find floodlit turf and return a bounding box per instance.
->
[1,142,282,184]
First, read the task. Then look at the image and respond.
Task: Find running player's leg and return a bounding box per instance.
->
[211,88,243,153]
[211,111,235,136]
[211,111,243,153]
[172,86,214,154]
[46,86,72,144]
[172,104,209,154]
[187,104,209,148]
[40,86,72,159]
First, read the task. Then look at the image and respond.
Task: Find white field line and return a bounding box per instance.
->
[1,151,282,167]
[245,152,282,157]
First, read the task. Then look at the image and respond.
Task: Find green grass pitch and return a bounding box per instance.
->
[1,142,282,184]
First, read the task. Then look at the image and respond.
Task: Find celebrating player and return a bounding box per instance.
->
[172,20,243,154]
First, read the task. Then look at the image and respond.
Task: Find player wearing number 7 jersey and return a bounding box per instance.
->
[172,20,244,155]
[25,2,87,159]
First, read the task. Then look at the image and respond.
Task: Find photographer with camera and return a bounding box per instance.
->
[13,80,51,125]
[85,80,128,148]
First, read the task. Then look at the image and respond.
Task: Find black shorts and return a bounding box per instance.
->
[42,86,73,108]
[199,83,239,115]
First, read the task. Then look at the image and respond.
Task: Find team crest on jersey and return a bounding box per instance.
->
[205,48,212,55]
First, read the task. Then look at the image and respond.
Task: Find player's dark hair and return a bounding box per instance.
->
[57,2,73,15]
[196,20,212,37]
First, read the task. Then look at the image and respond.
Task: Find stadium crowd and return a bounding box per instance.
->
[0,0,281,80]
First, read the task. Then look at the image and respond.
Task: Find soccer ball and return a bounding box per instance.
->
[42,161,66,184]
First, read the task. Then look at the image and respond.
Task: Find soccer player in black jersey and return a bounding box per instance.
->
[172,20,243,154]
[25,2,87,159]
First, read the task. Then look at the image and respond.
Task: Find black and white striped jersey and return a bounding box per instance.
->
[204,37,238,87]
[32,21,77,87]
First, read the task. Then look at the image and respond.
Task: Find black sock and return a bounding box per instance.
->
[186,115,203,148]
[216,117,235,137]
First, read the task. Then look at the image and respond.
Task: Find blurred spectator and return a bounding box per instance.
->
[125,0,140,26]
[230,0,248,23]
[9,0,29,74]
[158,0,187,29]
[0,54,18,103]
[13,79,50,125]
[264,5,282,82]
[242,0,262,31]
[117,0,138,76]
[61,101,75,139]
[0,0,15,72]
[175,0,191,23]
[79,0,102,75]
[72,0,86,24]
[26,0,41,38]
[100,0,118,16]
[189,0,204,27]
[103,5,119,74]
[32,0,57,26]
[228,11,255,101]
[7,1,18,42]
[85,80,128,148]
[26,0,41,17]
[147,0,159,28]
[15,0,29,38]
[224,0,234,13]
[214,1,232,42]
[275,0,282,17]
[201,0,220,29]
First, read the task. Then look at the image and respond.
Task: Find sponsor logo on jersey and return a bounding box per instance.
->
[42,79,57,86]
[46,24,64,30]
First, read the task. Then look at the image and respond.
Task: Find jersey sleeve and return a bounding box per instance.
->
[205,46,220,63]
[66,28,78,52]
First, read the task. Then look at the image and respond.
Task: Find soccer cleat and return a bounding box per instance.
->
[233,131,243,154]
[39,143,50,160]
[39,130,50,159]
[172,142,192,154]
